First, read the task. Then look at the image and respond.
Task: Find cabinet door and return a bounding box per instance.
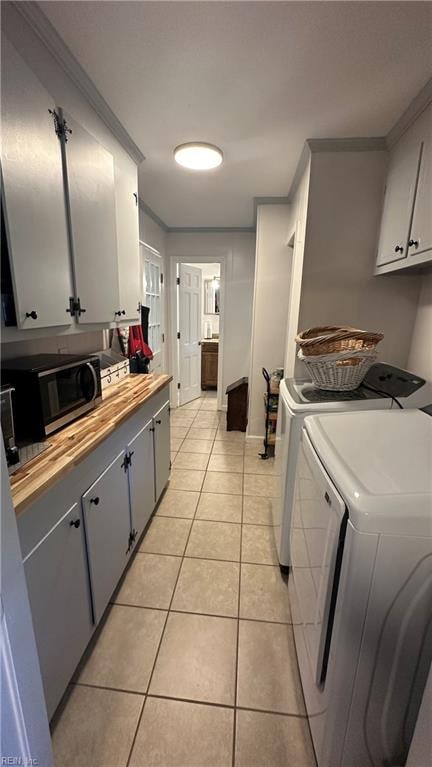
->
[376,130,421,267]
[82,451,131,623]
[408,106,432,259]
[127,419,156,540]
[61,111,119,324]
[153,400,171,502]
[1,37,72,329]
[23,502,93,719]
[115,161,141,321]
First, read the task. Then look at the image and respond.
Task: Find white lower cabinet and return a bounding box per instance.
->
[23,502,93,720]
[20,386,171,720]
[82,451,131,623]
[153,400,171,502]
[127,419,156,540]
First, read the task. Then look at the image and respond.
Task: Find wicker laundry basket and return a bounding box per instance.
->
[296,325,384,391]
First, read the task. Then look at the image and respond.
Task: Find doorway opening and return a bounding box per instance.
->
[170,257,225,411]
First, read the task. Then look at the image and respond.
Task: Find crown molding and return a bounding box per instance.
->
[307,137,386,153]
[253,196,290,225]
[138,198,169,232]
[12,1,145,165]
[386,77,432,148]
[139,199,255,233]
[167,226,256,234]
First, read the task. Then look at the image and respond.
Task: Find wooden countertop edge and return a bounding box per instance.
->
[11,373,172,516]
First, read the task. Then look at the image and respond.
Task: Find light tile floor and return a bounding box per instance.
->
[51,391,316,767]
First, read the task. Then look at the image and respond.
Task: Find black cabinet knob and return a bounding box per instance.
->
[155,419,162,425]
[149,426,155,432]
[70,519,81,528]
[408,239,419,248]
[90,496,100,505]
[394,245,404,254]
[115,310,122,317]
[25,311,38,320]
[121,310,126,315]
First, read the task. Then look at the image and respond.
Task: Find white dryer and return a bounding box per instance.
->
[272,363,432,567]
[289,408,432,767]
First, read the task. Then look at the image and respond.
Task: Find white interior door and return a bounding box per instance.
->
[178,263,202,405]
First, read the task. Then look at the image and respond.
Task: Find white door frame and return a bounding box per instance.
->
[170,254,227,411]
[140,241,165,373]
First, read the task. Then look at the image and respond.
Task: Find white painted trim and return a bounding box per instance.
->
[387,78,432,148]
[12,1,144,165]
[140,243,166,373]
[169,253,228,412]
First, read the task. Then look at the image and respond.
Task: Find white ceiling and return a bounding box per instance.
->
[39,1,432,228]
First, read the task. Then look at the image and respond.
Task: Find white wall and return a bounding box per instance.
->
[166,232,255,400]
[408,272,432,380]
[288,149,421,378]
[248,205,291,437]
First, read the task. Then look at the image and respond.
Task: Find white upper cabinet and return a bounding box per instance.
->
[114,160,140,321]
[407,106,432,261]
[61,111,120,324]
[1,37,72,329]
[376,127,421,268]
[376,103,432,273]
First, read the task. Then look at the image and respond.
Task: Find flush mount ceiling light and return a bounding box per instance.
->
[174,142,223,170]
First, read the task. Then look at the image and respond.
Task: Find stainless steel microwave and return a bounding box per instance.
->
[2,353,102,441]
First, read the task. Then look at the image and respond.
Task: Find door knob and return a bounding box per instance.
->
[90,496,100,505]
[70,519,81,528]
[25,311,38,320]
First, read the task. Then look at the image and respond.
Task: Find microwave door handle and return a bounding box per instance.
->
[85,362,98,402]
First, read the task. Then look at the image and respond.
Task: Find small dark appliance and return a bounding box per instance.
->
[2,353,102,441]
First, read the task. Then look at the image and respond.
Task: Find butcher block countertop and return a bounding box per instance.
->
[10,373,172,516]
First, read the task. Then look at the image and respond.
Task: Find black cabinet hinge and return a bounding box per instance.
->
[49,109,72,142]
[160,273,164,285]
[66,297,86,317]
[176,277,180,285]
[162,332,165,343]
[121,450,134,472]
[126,528,138,553]
[177,331,181,340]
[133,192,138,206]
[177,382,181,390]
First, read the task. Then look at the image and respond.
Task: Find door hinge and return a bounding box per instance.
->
[126,528,138,554]
[66,297,86,317]
[49,109,72,142]
[121,450,134,472]
[160,273,164,284]
[176,276,180,285]
[177,382,181,390]
[177,331,181,340]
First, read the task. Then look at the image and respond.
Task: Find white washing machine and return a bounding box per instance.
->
[289,408,432,767]
[272,363,432,567]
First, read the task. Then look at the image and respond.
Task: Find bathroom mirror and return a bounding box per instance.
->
[204,277,220,314]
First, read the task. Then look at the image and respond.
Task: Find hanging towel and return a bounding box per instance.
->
[129,324,153,360]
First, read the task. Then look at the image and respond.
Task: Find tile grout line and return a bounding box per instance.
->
[124,413,206,767]
[72,681,310,719]
[126,400,221,766]
[232,442,245,767]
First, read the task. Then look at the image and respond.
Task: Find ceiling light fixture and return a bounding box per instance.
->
[174,142,223,170]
